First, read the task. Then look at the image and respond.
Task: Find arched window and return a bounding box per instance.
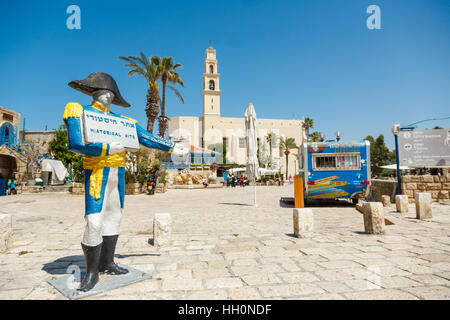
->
[209,80,215,91]
[209,65,214,74]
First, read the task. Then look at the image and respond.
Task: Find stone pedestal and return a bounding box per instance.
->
[362,202,385,235]
[71,182,85,195]
[293,208,314,238]
[0,214,13,252]
[395,195,409,215]
[153,213,172,247]
[381,195,391,207]
[415,192,432,220]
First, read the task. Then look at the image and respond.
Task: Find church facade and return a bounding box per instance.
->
[168,47,304,178]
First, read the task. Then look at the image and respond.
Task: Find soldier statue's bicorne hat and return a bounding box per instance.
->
[68,72,131,107]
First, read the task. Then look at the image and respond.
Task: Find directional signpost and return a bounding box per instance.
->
[393,124,450,195]
[397,129,450,167]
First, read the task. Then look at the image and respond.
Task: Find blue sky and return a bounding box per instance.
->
[1,0,449,149]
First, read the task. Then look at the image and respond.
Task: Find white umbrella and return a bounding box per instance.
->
[258,168,278,175]
[245,103,259,206]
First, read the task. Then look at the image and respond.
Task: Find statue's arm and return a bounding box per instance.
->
[63,103,109,157]
[136,123,175,153]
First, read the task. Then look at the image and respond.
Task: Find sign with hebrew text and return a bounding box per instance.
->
[82,111,140,151]
[398,129,450,167]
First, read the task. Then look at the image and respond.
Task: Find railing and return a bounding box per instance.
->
[161,162,190,170]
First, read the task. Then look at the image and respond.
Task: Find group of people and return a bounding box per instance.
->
[226,175,249,187]
[5,178,18,195]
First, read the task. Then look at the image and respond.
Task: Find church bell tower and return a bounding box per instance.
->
[202,46,221,117]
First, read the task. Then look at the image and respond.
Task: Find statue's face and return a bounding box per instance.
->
[93,90,115,107]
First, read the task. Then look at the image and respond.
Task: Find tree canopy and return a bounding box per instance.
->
[364,134,395,176]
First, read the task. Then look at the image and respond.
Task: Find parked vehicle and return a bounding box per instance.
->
[240,176,250,187]
[298,141,371,204]
[146,177,156,195]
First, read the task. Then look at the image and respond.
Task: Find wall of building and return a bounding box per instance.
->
[20,131,55,154]
[169,115,303,178]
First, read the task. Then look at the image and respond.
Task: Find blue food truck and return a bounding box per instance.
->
[298,141,371,204]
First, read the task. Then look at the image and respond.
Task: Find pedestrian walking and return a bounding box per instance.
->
[6,179,12,195]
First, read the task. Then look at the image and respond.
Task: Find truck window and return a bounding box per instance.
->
[312,152,361,171]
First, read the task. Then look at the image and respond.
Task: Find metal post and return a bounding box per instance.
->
[394,133,402,195]
[253,176,257,207]
[22,117,26,144]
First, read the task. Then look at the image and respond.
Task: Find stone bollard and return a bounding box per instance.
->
[153,213,172,247]
[395,195,409,215]
[293,208,314,238]
[0,214,13,252]
[381,195,391,207]
[362,202,385,235]
[415,192,432,220]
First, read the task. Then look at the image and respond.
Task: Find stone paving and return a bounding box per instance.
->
[0,185,449,300]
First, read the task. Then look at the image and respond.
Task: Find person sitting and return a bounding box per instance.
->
[202,177,208,188]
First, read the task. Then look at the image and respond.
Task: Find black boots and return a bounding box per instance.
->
[98,235,129,275]
[78,243,102,292]
[77,235,128,292]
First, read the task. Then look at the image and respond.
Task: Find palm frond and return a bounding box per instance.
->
[167,84,184,103]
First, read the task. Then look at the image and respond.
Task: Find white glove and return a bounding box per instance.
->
[109,141,125,155]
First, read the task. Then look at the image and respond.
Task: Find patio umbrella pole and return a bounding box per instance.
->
[253,176,257,207]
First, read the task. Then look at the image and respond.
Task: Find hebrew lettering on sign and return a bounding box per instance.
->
[82,111,140,151]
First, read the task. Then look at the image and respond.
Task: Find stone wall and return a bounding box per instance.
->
[371,172,450,203]
[370,179,397,202]
[70,182,84,195]
[401,173,450,202]
[125,183,142,195]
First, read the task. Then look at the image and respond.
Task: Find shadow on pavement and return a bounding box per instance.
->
[280,197,355,208]
[42,255,85,275]
[218,202,253,206]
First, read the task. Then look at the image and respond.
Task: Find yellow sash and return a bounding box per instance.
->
[83,152,126,200]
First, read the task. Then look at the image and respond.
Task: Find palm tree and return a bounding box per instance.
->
[153,56,184,138]
[266,132,276,165]
[279,137,298,180]
[119,52,161,133]
[309,131,324,142]
[302,117,314,140]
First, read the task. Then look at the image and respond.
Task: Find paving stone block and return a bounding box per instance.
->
[362,202,385,234]
[153,213,172,247]
[395,195,409,214]
[293,208,314,238]
[0,213,13,252]
[381,195,391,207]
[415,193,432,219]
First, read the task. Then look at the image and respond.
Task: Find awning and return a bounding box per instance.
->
[190,145,220,155]
[380,164,410,170]
[258,168,279,175]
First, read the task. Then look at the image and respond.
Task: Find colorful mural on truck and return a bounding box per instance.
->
[300,141,370,201]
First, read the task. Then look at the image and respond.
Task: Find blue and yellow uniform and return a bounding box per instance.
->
[63,101,175,216]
